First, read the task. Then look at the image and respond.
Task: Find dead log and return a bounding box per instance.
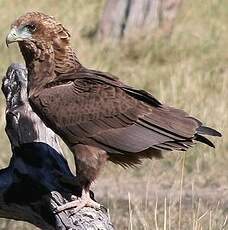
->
[0,63,114,230]
[98,0,182,40]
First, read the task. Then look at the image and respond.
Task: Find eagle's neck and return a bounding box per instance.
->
[19,42,53,97]
[54,45,81,75]
[19,40,81,97]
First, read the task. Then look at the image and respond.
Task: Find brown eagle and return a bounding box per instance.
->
[6,12,221,212]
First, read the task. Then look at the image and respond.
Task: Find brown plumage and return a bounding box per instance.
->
[6,12,221,212]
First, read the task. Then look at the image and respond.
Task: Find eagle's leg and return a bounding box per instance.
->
[55,144,107,213]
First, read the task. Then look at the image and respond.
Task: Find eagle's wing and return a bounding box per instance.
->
[31,69,220,158]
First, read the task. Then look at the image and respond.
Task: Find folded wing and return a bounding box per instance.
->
[31,69,221,166]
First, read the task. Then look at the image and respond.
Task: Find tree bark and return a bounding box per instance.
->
[0,64,114,230]
[98,0,182,40]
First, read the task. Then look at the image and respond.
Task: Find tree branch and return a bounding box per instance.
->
[0,63,114,230]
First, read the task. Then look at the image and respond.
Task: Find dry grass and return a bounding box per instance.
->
[0,0,227,229]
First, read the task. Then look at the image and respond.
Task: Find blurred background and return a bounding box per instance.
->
[0,0,227,229]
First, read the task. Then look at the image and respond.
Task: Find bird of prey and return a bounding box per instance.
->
[6,12,221,212]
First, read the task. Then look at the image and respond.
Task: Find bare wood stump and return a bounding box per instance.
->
[0,64,114,230]
[98,0,182,40]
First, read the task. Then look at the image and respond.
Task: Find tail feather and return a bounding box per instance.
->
[197,126,222,137]
[195,134,215,148]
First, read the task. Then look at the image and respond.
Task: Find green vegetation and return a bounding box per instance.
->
[0,0,227,229]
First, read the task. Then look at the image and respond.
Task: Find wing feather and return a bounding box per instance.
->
[30,68,220,165]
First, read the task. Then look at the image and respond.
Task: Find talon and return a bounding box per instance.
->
[55,200,83,213]
[55,189,101,213]
[100,205,108,213]
[71,195,78,201]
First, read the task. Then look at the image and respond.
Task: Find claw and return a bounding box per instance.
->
[55,189,101,213]
[71,195,78,200]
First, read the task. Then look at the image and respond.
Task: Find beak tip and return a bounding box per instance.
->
[6,27,19,48]
[5,35,12,48]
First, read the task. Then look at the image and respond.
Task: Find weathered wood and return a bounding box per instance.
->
[98,0,182,40]
[0,64,114,230]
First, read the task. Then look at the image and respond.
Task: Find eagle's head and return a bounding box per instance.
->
[6,12,71,62]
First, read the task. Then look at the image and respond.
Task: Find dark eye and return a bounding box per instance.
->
[26,23,36,32]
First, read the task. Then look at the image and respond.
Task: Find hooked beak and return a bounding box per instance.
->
[6,27,22,47]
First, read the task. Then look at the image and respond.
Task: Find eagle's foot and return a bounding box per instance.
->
[55,189,101,213]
